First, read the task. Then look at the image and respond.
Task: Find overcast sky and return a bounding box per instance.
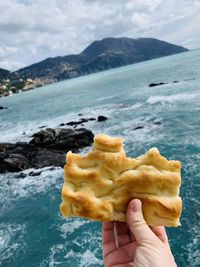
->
[0,0,199,71]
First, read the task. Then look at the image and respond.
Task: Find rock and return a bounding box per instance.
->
[66,118,96,126]
[78,113,82,116]
[0,127,94,173]
[59,123,65,127]
[38,125,47,129]
[0,151,9,159]
[66,121,78,126]
[19,172,27,178]
[30,128,56,146]
[31,149,66,168]
[29,171,42,176]
[97,115,108,122]
[133,126,144,130]
[0,106,7,110]
[30,128,94,150]
[4,153,29,172]
[16,142,27,145]
[153,121,162,125]
[149,81,179,87]
[149,82,166,87]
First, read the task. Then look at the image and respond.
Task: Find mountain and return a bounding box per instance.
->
[14,37,188,83]
[0,68,10,80]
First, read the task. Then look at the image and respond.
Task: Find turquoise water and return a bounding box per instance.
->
[0,50,200,267]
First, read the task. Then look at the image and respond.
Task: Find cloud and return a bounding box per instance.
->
[0,60,25,71]
[0,0,199,71]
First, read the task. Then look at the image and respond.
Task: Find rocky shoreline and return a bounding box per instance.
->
[0,113,109,174]
[0,127,94,173]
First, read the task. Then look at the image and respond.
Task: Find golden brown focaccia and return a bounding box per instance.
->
[60,134,182,226]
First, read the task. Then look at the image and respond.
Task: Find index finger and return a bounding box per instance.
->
[150,226,169,245]
[102,222,117,258]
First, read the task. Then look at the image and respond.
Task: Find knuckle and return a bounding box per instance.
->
[129,218,146,229]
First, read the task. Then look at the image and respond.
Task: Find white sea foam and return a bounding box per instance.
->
[97,95,118,101]
[102,114,163,148]
[186,196,200,267]
[0,110,81,143]
[60,218,90,238]
[65,249,103,267]
[0,167,63,212]
[187,225,200,266]
[40,242,102,267]
[0,223,26,264]
[39,244,65,267]
[146,93,200,105]
[80,103,118,117]
[0,102,115,143]
[117,102,144,111]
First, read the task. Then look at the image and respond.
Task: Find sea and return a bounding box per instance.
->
[0,49,200,267]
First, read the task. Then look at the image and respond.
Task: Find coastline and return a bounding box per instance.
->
[0,116,108,174]
[0,77,54,98]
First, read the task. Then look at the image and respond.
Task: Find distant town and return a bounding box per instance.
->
[0,78,49,98]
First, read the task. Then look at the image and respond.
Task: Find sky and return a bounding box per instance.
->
[0,0,199,71]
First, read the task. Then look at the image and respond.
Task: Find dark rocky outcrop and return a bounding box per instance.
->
[0,106,8,110]
[97,116,108,122]
[61,116,108,125]
[0,128,94,173]
[149,80,180,87]
[149,82,166,87]
[133,126,144,130]
[65,118,95,126]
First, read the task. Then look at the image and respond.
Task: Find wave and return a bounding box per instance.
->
[0,109,82,143]
[0,102,115,143]
[60,218,90,238]
[65,249,103,267]
[39,223,103,267]
[146,93,200,105]
[40,246,102,267]
[0,223,26,265]
[187,224,200,266]
[97,95,118,101]
[0,167,63,212]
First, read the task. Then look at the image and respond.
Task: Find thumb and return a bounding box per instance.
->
[127,199,157,245]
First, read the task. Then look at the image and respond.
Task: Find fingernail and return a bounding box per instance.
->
[130,199,141,212]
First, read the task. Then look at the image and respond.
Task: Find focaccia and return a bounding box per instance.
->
[60,134,182,226]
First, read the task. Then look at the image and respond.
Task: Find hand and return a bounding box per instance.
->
[102,199,177,267]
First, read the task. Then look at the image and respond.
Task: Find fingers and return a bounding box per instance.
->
[150,225,172,251]
[114,221,131,247]
[102,222,117,258]
[127,199,158,245]
[104,243,136,267]
[150,226,168,243]
[102,222,115,244]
